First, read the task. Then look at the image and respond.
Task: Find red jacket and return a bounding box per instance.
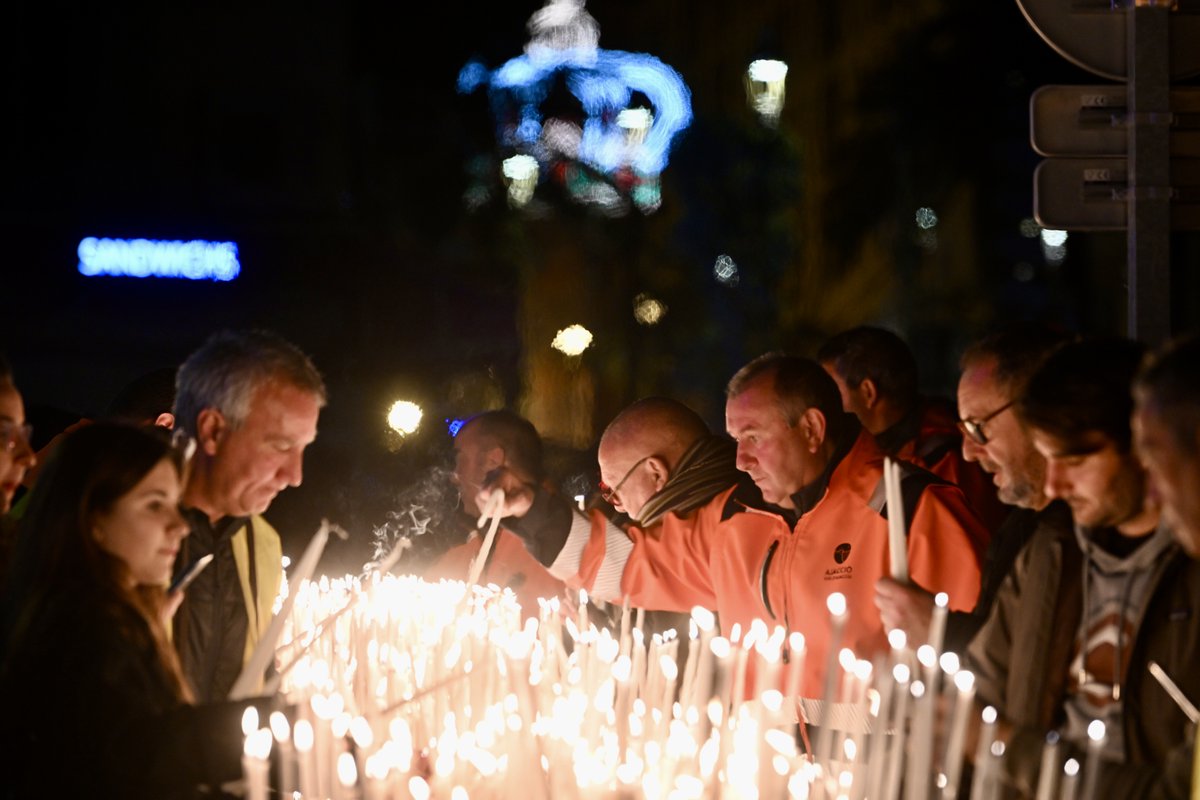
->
[890,399,1008,537]
[547,431,985,698]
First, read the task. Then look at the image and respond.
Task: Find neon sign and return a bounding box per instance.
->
[77,237,241,281]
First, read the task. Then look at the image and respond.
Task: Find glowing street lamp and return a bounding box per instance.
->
[502,154,539,208]
[746,59,788,125]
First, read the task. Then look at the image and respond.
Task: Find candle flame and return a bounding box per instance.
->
[244,727,273,760]
[337,752,358,787]
[241,706,259,737]
[916,645,937,668]
[826,592,847,617]
[269,711,290,743]
[293,719,314,753]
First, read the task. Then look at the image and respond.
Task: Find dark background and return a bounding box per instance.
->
[4,1,1198,572]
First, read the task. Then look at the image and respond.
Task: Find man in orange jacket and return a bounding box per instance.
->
[485,355,986,699]
[818,324,1006,536]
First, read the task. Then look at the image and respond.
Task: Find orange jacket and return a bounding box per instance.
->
[427,527,567,620]
[890,399,1008,538]
[547,431,985,698]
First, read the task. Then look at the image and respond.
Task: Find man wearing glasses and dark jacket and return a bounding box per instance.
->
[874,325,1072,654]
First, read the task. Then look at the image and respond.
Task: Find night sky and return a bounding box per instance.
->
[5,1,1197,570]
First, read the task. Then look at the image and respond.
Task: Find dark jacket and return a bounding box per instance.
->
[0,596,259,800]
[967,518,1200,798]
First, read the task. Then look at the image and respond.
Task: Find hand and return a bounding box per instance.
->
[475,466,536,520]
[874,577,935,643]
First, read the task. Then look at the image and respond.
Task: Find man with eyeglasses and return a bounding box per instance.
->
[874,325,1071,653]
[963,337,1200,798]
[484,360,987,701]
[469,396,769,653]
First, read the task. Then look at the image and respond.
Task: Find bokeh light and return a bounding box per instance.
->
[633,293,667,325]
[713,254,740,286]
[387,400,423,436]
[551,324,594,356]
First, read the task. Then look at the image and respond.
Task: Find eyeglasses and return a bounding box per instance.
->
[598,455,652,505]
[0,420,33,453]
[958,400,1015,446]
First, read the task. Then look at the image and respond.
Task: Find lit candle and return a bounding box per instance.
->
[241,728,273,800]
[1033,731,1062,800]
[269,711,296,800]
[466,489,505,586]
[294,718,317,800]
[1080,719,1106,799]
[1060,757,1081,800]
[864,652,894,799]
[815,592,848,766]
[968,706,999,799]
[231,521,335,700]
[906,644,939,800]
[940,670,976,799]
[928,592,949,654]
[686,606,718,712]
[881,664,912,800]
[337,751,358,798]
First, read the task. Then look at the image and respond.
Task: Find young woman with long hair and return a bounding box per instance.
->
[0,423,266,799]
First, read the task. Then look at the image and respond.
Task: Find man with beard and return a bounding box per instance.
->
[874,325,1070,652]
[964,337,1200,798]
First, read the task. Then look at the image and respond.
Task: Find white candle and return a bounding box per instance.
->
[815,592,848,766]
[294,718,317,800]
[466,489,505,586]
[687,607,718,712]
[1061,757,1081,800]
[231,521,334,700]
[968,706,999,800]
[269,711,296,800]
[881,664,912,800]
[906,644,939,800]
[242,728,273,800]
[1080,719,1106,799]
[337,751,358,798]
[885,457,909,583]
[1033,731,1062,800]
[940,670,976,799]
[928,592,949,654]
[864,652,894,800]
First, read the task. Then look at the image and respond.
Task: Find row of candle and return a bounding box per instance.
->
[241,567,1108,799]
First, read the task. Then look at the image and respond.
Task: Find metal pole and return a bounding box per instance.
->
[1126,1,1173,344]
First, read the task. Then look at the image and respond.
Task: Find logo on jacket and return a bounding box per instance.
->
[834,543,852,564]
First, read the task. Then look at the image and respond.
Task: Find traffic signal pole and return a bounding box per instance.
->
[1128,1,1172,343]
